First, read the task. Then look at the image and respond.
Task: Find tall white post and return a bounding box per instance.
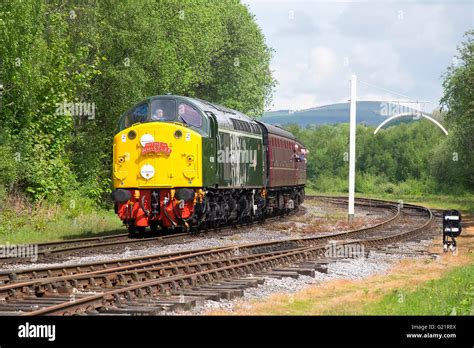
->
[348,74,357,223]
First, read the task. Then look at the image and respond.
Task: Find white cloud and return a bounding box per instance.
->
[243,0,473,112]
[269,93,319,111]
[308,46,338,83]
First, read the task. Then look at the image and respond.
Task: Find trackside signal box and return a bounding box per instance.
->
[443,210,462,252]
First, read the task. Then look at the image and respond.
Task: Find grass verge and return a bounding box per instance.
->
[0,194,123,244]
[355,264,474,315]
[0,210,123,244]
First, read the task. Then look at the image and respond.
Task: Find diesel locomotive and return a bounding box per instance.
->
[111,95,307,235]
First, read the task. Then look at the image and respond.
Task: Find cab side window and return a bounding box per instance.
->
[178,103,202,128]
[125,103,148,128]
[123,112,133,129]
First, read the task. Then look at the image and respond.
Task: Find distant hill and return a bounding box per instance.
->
[261,101,422,127]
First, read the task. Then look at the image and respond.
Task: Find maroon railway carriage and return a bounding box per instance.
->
[257,122,307,213]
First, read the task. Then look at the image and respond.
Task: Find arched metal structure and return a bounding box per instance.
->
[374,112,448,135]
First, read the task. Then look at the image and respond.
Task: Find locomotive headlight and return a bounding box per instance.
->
[128,130,137,140]
[140,164,155,180]
[140,133,154,147]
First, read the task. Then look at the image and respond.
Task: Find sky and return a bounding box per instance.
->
[242,0,474,112]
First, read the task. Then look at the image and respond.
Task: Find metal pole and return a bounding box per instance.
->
[348,74,357,223]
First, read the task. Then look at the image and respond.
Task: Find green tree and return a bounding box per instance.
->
[0,0,275,203]
[440,30,474,189]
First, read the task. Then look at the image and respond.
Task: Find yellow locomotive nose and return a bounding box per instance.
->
[113,122,202,189]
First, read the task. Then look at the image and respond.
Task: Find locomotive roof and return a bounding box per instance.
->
[187,97,298,141]
[145,95,252,119]
[189,97,259,125]
[147,95,260,131]
[143,95,301,142]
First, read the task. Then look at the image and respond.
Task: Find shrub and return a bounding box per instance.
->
[0,144,20,191]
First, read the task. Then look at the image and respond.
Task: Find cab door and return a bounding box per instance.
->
[202,112,218,187]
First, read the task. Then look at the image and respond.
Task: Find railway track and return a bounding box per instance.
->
[0,197,436,315]
[0,196,398,284]
[0,209,302,263]
[310,195,445,217]
[0,194,395,263]
[4,232,184,262]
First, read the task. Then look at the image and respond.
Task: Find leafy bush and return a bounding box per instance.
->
[0,144,20,191]
[0,0,275,205]
[309,175,348,193]
[287,121,473,196]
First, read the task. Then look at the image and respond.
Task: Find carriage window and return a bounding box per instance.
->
[178,103,202,128]
[151,99,176,121]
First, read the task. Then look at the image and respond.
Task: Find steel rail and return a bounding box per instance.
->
[24,203,432,316]
[8,202,433,315]
[0,199,399,292]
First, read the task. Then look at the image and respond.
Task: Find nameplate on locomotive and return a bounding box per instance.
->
[141,142,172,155]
